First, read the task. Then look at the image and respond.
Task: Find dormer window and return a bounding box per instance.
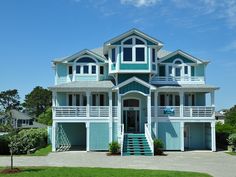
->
[75,56,97,75]
[122,36,146,63]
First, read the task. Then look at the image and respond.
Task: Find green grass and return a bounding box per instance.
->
[226,151,236,155]
[0,167,212,177]
[29,145,52,156]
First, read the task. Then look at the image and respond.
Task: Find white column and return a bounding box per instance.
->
[109,91,113,143]
[117,92,121,143]
[72,62,76,81]
[86,91,90,118]
[147,93,152,133]
[86,122,90,151]
[211,122,216,152]
[180,122,184,151]
[180,91,184,118]
[210,91,215,107]
[52,121,57,152]
[154,91,158,138]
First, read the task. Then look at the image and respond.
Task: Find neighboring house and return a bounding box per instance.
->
[215,109,227,124]
[49,29,219,155]
[0,109,47,129]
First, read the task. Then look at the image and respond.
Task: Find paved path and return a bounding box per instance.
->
[0,151,235,177]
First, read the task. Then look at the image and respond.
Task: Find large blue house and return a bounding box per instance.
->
[49,29,219,155]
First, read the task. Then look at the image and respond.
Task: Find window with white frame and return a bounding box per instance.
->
[122,36,146,63]
[75,57,97,75]
[111,48,116,63]
[166,59,191,77]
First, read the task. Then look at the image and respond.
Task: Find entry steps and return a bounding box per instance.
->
[123,133,152,156]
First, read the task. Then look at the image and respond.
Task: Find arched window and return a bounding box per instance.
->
[174,60,182,65]
[123,99,139,107]
[75,56,97,75]
[122,36,146,63]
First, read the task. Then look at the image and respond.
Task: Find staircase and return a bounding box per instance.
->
[122,133,153,156]
[56,124,71,152]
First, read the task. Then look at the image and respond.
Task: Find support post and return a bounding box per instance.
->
[180,122,184,151]
[86,122,90,151]
[211,122,216,152]
[52,121,57,152]
[154,91,158,138]
[117,92,122,143]
[147,93,152,133]
[109,91,113,143]
[180,91,184,118]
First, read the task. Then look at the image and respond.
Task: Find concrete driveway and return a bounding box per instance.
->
[0,151,235,177]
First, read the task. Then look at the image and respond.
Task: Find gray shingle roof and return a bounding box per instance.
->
[91,47,107,59]
[10,110,32,120]
[157,49,171,58]
[153,84,219,91]
[49,81,114,90]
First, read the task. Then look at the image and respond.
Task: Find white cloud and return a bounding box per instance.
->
[120,0,160,7]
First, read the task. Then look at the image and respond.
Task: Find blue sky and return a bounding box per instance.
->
[0,0,236,110]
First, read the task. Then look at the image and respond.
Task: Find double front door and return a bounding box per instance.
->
[123,109,140,133]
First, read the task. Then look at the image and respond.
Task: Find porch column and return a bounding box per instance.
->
[52,121,57,152]
[72,62,76,81]
[147,93,152,133]
[210,91,215,107]
[180,122,184,151]
[211,122,216,152]
[86,91,91,118]
[52,91,56,118]
[109,91,113,143]
[154,91,158,138]
[117,92,122,143]
[179,91,184,118]
[86,122,90,151]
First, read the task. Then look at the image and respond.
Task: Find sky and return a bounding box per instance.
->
[0,0,236,110]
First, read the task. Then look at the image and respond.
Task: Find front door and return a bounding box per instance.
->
[123,110,140,133]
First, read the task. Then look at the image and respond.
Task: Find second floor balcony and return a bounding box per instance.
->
[151,76,205,84]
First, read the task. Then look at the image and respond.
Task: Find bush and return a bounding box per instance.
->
[228,133,236,146]
[154,139,164,155]
[0,134,11,155]
[0,124,13,132]
[109,141,120,154]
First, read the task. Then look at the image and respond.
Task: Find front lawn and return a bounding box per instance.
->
[29,145,52,156]
[0,167,212,177]
[226,151,236,155]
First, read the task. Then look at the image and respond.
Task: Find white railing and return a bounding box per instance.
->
[112,106,117,117]
[145,123,154,155]
[120,124,124,156]
[54,106,87,117]
[184,106,215,117]
[158,106,180,117]
[90,106,109,117]
[151,76,205,84]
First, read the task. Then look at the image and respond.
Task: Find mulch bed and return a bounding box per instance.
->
[0,168,21,174]
[106,152,121,156]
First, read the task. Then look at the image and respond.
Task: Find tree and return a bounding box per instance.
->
[23,86,52,117]
[37,107,52,126]
[8,134,20,170]
[225,105,236,127]
[0,89,21,112]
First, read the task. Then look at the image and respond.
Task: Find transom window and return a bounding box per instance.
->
[123,99,139,107]
[75,57,97,75]
[122,36,146,63]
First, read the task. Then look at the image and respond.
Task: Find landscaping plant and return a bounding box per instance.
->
[154,139,164,155]
[109,141,120,154]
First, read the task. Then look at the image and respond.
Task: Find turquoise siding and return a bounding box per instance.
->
[60,123,86,146]
[195,64,205,76]
[196,93,206,106]
[90,123,109,150]
[111,63,116,70]
[99,64,109,81]
[158,122,181,150]
[118,74,149,84]
[119,81,150,95]
[57,92,66,106]
[112,122,118,141]
[186,123,205,149]
[57,63,67,84]
[162,54,195,63]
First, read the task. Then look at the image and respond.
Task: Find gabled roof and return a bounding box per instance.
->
[113,76,156,90]
[53,49,108,64]
[159,50,210,64]
[104,28,164,47]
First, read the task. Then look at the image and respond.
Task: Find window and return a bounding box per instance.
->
[175,60,182,64]
[76,57,95,63]
[92,65,96,74]
[68,94,73,106]
[169,95,173,106]
[160,95,165,106]
[175,67,181,76]
[184,66,188,74]
[76,65,81,74]
[68,66,73,75]
[111,48,116,62]
[100,94,104,106]
[83,66,89,74]
[123,38,132,44]
[82,95,87,106]
[152,48,156,63]
[123,99,139,107]
[76,94,80,106]
[92,94,97,106]
[175,95,180,106]
[136,47,145,61]
[191,66,195,76]
[135,38,145,44]
[123,48,132,61]
[100,66,104,75]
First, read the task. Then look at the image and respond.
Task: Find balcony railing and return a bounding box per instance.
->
[151,106,214,118]
[53,106,118,118]
[151,76,205,84]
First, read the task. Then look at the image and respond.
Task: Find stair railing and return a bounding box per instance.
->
[145,123,154,156]
[120,124,124,156]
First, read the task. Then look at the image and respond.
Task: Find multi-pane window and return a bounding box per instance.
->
[92,65,96,74]
[83,66,89,74]
[136,47,145,61]
[76,65,81,74]
[123,48,132,61]
[111,48,116,62]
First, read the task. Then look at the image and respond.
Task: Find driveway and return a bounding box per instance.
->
[0,151,235,177]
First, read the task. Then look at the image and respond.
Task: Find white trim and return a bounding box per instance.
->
[120,90,148,97]
[86,122,90,151]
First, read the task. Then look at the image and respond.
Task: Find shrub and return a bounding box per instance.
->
[109,141,120,154]
[0,124,13,132]
[154,139,164,155]
[227,133,236,146]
